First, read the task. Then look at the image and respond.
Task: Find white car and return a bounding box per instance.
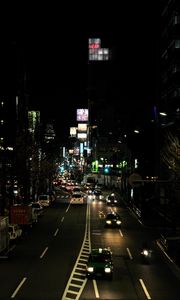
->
[8,224,22,240]
[70,193,84,204]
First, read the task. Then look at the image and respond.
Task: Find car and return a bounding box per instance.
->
[106,193,119,205]
[93,189,103,199]
[46,191,56,202]
[8,224,23,240]
[72,186,81,193]
[95,183,103,190]
[93,188,102,195]
[38,194,51,207]
[105,212,122,227]
[86,248,113,279]
[70,193,84,204]
[65,183,74,192]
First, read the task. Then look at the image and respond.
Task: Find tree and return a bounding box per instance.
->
[160,130,180,177]
[160,129,180,230]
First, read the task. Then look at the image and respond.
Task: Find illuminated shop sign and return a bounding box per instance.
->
[77,132,87,140]
[70,127,77,136]
[76,109,89,122]
[78,123,87,132]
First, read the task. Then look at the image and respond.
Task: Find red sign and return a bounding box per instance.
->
[89,43,100,49]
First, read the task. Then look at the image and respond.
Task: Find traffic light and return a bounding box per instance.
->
[104,166,110,174]
[91,160,99,173]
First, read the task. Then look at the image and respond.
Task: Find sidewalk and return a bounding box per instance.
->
[156,235,180,273]
[133,204,180,270]
[122,197,180,270]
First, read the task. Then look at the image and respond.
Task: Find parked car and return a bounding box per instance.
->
[38,194,51,207]
[105,212,122,228]
[86,248,113,279]
[8,224,22,240]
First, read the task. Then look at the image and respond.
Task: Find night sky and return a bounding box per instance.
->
[0,2,160,142]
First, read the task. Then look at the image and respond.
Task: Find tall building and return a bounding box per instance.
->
[158,0,180,217]
[160,0,180,125]
[0,42,35,213]
[0,96,16,213]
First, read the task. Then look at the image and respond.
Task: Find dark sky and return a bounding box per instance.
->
[0,2,160,141]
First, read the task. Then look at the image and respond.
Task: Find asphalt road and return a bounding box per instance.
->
[0,189,180,299]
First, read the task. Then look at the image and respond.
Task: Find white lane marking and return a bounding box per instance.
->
[119,229,123,237]
[40,246,48,259]
[93,279,100,298]
[127,247,133,260]
[138,219,143,225]
[139,278,151,299]
[11,277,27,298]
[66,203,71,212]
[61,216,64,222]
[54,228,59,236]
[156,240,174,263]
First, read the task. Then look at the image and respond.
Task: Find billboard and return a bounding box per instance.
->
[69,149,74,155]
[89,38,101,49]
[76,109,89,122]
[88,38,110,61]
[78,123,87,132]
[77,132,87,140]
[73,147,79,156]
[70,127,77,137]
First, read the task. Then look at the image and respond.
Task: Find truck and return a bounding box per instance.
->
[0,216,9,257]
[9,204,37,227]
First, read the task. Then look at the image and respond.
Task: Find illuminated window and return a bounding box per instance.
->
[175,40,180,48]
[88,38,110,61]
[174,15,180,24]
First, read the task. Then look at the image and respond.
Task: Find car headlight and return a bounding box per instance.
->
[114,200,117,203]
[106,220,111,224]
[142,250,149,256]
[105,267,112,273]
[87,266,94,273]
[116,220,121,225]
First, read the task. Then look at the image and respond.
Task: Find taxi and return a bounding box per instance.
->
[86,248,113,279]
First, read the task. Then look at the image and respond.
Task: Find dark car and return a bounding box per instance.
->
[93,188,102,196]
[86,248,113,279]
[106,193,118,205]
[105,212,122,227]
[93,189,104,200]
